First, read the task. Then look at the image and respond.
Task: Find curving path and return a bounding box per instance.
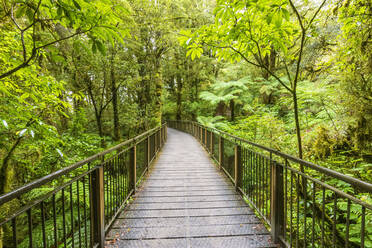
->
[105,128,276,248]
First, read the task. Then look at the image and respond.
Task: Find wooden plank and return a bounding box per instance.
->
[105,128,275,248]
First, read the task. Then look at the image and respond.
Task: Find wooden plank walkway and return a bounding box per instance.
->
[105,128,276,247]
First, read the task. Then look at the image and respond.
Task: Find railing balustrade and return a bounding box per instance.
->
[168,120,372,248]
[0,124,167,248]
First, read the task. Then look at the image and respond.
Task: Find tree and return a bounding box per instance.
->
[335,0,372,154]
[200,78,249,121]
[181,0,328,160]
[0,0,130,80]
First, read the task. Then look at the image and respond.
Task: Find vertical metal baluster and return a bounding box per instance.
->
[269,152,272,219]
[110,160,114,218]
[118,154,122,205]
[112,158,116,214]
[104,162,107,222]
[108,160,112,219]
[83,176,88,248]
[246,149,249,198]
[361,206,365,248]
[27,209,33,248]
[254,151,256,200]
[122,153,125,202]
[70,184,75,248]
[41,201,47,248]
[312,182,315,248]
[321,187,325,248]
[253,152,256,206]
[106,160,114,221]
[345,199,350,248]
[260,155,263,213]
[258,155,261,212]
[284,160,288,241]
[244,149,247,194]
[112,158,115,215]
[333,193,337,248]
[121,153,125,199]
[248,150,251,197]
[62,188,67,248]
[12,218,17,248]
[115,156,118,212]
[77,180,82,248]
[296,175,299,248]
[304,175,307,248]
[265,158,268,219]
[290,171,293,247]
[247,150,250,196]
[254,150,256,200]
[254,152,257,207]
[88,167,92,248]
[107,160,110,219]
[53,194,58,248]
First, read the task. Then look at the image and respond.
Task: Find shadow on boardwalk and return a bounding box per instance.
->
[105,128,276,248]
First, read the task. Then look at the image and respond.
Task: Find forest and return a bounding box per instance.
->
[0,0,371,247]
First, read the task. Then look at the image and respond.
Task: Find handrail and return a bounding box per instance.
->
[0,123,167,248]
[168,120,371,248]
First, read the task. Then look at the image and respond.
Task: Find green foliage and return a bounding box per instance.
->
[196,116,228,129]
[0,0,371,247]
[200,79,248,105]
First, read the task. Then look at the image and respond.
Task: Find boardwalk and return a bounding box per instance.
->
[106,128,276,247]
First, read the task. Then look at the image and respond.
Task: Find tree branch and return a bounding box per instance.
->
[306,0,327,30]
[0,26,95,80]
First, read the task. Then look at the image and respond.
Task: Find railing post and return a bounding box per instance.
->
[210,131,213,153]
[162,126,164,144]
[155,131,158,153]
[204,128,207,146]
[271,161,284,243]
[219,136,224,170]
[129,144,137,194]
[147,136,150,171]
[158,129,161,149]
[234,144,241,191]
[90,166,105,247]
[159,129,161,148]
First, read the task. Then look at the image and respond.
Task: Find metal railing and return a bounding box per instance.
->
[0,124,167,248]
[168,120,372,248]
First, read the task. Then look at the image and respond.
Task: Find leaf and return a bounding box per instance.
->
[57,7,63,18]
[15,5,26,18]
[273,12,283,28]
[282,8,290,21]
[72,0,81,10]
[30,130,34,138]
[95,40,106,55]
[92,42,97,54]
[26,8,34,22]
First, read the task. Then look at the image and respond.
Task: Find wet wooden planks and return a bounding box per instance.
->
[105,128,276,248]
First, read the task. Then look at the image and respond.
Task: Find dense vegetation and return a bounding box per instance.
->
[0,0,371,247]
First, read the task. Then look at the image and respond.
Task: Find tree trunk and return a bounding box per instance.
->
[58,93,69,132]
[230,99,235,122]
[176,75,183,121]
[154,72,163,125]
[95,113,105,148]
[292,92,303,160]
[111,57,120,141]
